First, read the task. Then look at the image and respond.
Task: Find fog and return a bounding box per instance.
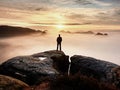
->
[0,32,120,65]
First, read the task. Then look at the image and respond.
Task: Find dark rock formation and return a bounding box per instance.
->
[70,55,119,85]
[112,66,120,88]
[96,32,108,36]
[60,30,94,34]
[0,75,29,90]
[50,74,117,90]
[32,50,69,74]
[0,50,69,85]
[1,50,119,89]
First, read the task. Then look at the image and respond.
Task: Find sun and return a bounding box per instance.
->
[56,24,64,29]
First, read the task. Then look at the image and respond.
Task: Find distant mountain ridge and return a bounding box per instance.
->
[0,25,46,37]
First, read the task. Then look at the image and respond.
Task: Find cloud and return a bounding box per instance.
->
[60,30,94,34]
[0,43,10,48]
[27,6,52,12]
[73,0,118,7]
[0,0,119,10]
[63,12,93,24]
[114,8,120,16]
[65,22,92,25]
[55,0,112,6]
[0,0,119,27]
[53,0,93,6]
[97,0,120,4]
[112,8,120,23]
[93,0,120,7]
[75,0,92,5]
[34,22,91,26]
[35,7,49,11]
[93,0,112,6]
[0,0,53,11]
[65,13,86,19]
[0,7,37,25]
[96,12,109,19]
[92,9,120,25]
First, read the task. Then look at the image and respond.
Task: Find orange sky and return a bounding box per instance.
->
[0,0,120,32]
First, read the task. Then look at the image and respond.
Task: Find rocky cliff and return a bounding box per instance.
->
[0,50,69,85]
[0,50,120,90]
[70,55,120,87]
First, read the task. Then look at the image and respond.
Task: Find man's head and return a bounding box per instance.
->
[59,34,60,37]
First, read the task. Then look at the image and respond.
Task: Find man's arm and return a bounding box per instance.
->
[61,37,62,42]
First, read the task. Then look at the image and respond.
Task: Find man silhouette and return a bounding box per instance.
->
[57,34,62,51]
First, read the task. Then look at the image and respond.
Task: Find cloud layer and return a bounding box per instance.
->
[0,0,120,30]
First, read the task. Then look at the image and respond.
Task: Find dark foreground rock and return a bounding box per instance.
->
[0,75,29,90]
[70,55,119,86]
[32,50,69,74]
[0,50,69,85]
[49,74,117,90]
[0,50,120,90]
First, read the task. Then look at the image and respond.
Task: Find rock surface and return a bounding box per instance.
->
[32,50,69,74]
[70,55,119,84]
[1,50,120,89]
[0,75,29,90]
[0,50,69,85]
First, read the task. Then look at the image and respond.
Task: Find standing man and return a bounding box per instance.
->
[56,34,62,51]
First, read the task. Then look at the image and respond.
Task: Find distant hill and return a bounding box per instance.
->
[60,30,94,34]
[0,25,47,37]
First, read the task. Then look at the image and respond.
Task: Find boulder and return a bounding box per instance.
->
[0,75,29,90]
[112,66,120,88]
[32,50,69,74]
[0,50,69,85]
[70,55,119,84]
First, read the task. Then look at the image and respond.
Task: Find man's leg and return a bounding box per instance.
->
[60,43,61,51]
[57,43,58,51]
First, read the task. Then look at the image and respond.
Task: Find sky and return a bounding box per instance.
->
[0,0,120,31]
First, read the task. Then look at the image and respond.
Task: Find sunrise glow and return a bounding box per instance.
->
[0,0,119,31]
[56,24,65,30]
